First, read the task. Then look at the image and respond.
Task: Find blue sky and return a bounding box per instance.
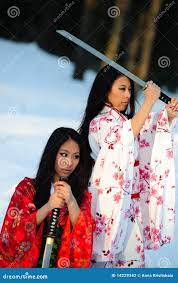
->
[0,38,178,267]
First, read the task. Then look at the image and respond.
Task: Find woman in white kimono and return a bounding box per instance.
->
[79,65,178,268]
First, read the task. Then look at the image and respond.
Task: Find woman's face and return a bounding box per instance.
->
[54,139,80,179]
[107,76,131,111]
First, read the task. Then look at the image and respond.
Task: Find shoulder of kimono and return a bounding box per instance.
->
[15,177,36,198]
[90,111,114,126]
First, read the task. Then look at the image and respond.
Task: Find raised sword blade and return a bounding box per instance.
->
[57,30,171,104]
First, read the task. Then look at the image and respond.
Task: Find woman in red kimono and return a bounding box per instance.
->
[0,127,94,268]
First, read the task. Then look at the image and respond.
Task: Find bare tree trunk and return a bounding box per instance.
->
[126,13,145,72]
[73,0,97,79]
[136,0,163,80]
[102,0,130,67]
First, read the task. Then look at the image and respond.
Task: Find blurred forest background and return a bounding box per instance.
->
[0,0,177,91]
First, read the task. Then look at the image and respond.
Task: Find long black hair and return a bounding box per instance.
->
[34,127,91,209]
[79,65,136,154]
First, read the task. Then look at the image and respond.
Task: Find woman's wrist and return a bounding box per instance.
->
[45,202,52,213]
[67,196,80,226]
[67,195,76,208]
[36,203,51,225]
[143,98,155,109]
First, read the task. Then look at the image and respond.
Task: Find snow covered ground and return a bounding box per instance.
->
[0,38,177,267]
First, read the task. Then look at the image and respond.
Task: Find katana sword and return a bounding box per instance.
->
[41,209,59,268]
[57,30,171,104]
[42,176,67,268]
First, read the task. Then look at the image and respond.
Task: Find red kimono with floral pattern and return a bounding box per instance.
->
[0,177,94,268]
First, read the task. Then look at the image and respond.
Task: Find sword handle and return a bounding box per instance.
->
[143,84,171,104]
[159,91,171,104]
[47,208,60,238]
[47,176,68,238]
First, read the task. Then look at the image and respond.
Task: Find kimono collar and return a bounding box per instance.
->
[100,103,128,121]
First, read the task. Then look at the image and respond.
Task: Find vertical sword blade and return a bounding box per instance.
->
[42,238,54,268]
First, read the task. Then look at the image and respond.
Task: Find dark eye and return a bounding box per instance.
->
[119,88,125,91]
[60,152,67,157]
[74,155,80,160]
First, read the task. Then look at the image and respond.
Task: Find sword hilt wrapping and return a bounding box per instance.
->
[159,92,171,104]
[47,208,60,238]
[47,176,68,238]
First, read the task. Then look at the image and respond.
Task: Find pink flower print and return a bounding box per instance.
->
[98,188,103,195]
[104,126,121,146]
[143,226,151,241]
[141,252,145,262]
[156,196,164,205]
[95,178,100,187]
[136,245,141,254]
[118,171,124,187]
[99,116,109,123]
[150,187,157,197]
[152,124,157,131]
[95,213,107,236]
[89,126,97,133]
[147,113,152,120]
[135,206,140,215]
[113,192,122,203]
[113,172,119,180]
[94,226,103,236]
[157,115,170,131]
[164,169,170,177]
[139,139,150,148]
[139,182,146,192]
[139,168,150,181]
[89,119,98,133]
[150,173,157,182]
[90,119,97,126]
[151,228,161,242]
[166,149,173,159]
[112,162,118,169]
[105,226,111,236]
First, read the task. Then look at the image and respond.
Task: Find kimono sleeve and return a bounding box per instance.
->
[0,184,17,232]
[57,191,94,268]
[0,178,43,267]
[138,108,177,250]
[88,115,135,262]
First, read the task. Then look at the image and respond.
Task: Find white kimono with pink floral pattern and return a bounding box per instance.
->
[88,105,176,268]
